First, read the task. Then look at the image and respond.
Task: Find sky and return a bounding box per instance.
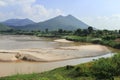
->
[0,0,120,30]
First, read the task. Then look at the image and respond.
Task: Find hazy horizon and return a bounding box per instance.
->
[0,0,120,30]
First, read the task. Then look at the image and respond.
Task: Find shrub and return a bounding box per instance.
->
[66,65,74,70]
[92,58,116,80]
[102,35,117,40]
[90,38,102,44]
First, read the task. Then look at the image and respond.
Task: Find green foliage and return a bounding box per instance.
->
[72,66,92,77]
[66,36,87,42]
[100,40,120,49]
[92,58,115,79]
[0,23,11,31]
[66,35,120,49]
[88,26,93,34]
[70,53,120,80]
[66,65,74,70]
[102,35,117,40]
[90,38,102,44]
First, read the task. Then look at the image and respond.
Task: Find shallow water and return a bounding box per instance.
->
[0,35,79,50]
[0,53,114,77]
[0,35,114,77]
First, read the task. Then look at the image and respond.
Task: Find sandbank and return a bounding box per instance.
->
[0,45,110,62]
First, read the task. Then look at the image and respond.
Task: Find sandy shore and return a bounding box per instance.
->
[54,39,73,43]
[0,45,110,62]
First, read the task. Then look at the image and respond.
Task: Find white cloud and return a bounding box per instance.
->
[0,0,64,22]
[2,0,36,5]
[80,15,120,30]
[0,0,7,6]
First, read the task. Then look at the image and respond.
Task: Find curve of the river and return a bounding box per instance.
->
[0,35,114,77]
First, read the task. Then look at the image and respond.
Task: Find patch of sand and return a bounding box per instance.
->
[54,39,73,43]
[0,45,110,62]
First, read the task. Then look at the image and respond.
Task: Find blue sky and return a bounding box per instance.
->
[36,0,120,16]
[0,0,120,30]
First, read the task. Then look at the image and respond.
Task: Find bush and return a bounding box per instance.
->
[71,65,92,77]
[92,58,116,79]
[112,54,120,76]
[102,35,117,40]
[90,38,102,44]
[68,53,120,79]
[66,36,87,42]
[66,65,74,70]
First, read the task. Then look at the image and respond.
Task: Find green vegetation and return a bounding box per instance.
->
[0,26,120,79]
[0,23,11,31]
[65,27,120,49]
[1,53,120,80]
[66,35,120,49]
[0,26,120,49]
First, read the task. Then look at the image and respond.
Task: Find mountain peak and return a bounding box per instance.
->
[65,14,76,19]
[1,15,90,31]
[66,14,73,17]
[21,15,89,31]
[24,18,32,21]
[54,15,75,19]
[56,14,74,18]
[58,15,64,17]
[55,15,64,18]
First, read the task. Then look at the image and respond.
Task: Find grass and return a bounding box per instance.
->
[0,66,95,80]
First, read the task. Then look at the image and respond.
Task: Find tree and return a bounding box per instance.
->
[88,26,93,34]
[58,29,63,34]
[45,28,48,33]
[83,29,89,36]
[74,29,82,36]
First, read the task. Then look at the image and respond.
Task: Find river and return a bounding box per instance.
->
[0,35,114,77]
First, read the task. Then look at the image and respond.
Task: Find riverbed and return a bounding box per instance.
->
[0,35,114,77]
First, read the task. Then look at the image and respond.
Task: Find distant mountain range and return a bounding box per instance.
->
[1,15,90,31]
[1,18,35,28]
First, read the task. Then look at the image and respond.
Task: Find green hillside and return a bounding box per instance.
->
[0,23,11,31]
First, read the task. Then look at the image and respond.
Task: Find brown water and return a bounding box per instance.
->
[0,53,113,77]
[0,35,113,77]
[0,35,80,50]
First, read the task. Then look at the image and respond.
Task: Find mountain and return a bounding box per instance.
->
[1,18,35,28]
[0,23,11,31]
[19,15,89,31]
